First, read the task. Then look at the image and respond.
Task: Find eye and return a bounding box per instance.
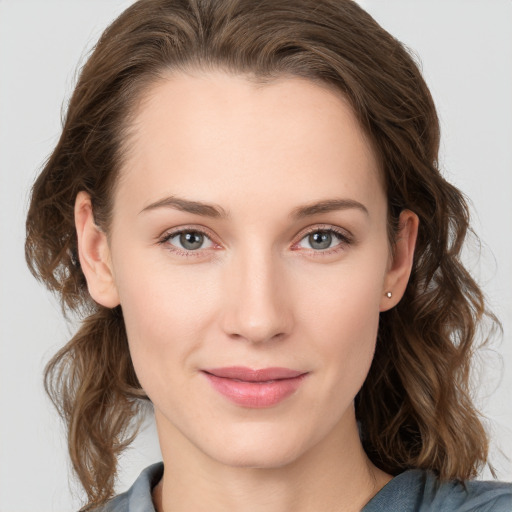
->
[159,228,215,255]
[295,227,351,253]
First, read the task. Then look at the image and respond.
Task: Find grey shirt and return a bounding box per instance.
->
[96,462,512,511]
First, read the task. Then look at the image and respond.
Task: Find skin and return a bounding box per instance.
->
[75,70,418,512]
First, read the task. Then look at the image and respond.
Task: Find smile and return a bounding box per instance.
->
[201,367,309,408]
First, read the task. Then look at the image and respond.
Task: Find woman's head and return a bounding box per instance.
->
[74,68,418,472]
[25,0,492,506]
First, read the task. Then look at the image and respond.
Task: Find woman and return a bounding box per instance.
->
[24,0,511,511]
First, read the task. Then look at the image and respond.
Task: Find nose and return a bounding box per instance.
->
[220,246,294,344]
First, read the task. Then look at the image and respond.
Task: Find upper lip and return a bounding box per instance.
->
[202,366,306,382]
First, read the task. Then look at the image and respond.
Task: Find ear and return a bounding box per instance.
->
[74,191,120,308]
[380,210,419,312]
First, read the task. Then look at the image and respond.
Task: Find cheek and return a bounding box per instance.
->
[294,255,387,393]
[112,251,221,391]
[310,284,380,371]
[295,250,386,338]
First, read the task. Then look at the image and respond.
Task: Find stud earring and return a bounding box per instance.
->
[386,291,392,298]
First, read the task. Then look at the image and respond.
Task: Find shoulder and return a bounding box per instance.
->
[425,475,512,512]
[422,472,512,511]
[90,462,163,512]
[363,469,512,512]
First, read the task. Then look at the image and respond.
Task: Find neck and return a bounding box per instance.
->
[152,409,391,512]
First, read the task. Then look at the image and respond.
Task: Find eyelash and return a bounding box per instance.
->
[157,227,219,258]
[296,225,352,257]
[157,225,353,258]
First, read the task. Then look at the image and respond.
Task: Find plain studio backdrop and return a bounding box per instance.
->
[0,1,511,511]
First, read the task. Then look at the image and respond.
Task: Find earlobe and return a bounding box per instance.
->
[74,191,120,308]
[380,210,419,312]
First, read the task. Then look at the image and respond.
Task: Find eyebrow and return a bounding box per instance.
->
[140,196,228,218]
[289,198,369,219]
[140,196,369,219]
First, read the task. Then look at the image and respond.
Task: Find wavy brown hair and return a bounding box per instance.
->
[25,0,499,508]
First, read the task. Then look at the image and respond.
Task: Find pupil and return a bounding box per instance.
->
[180,232,203,250]
[310,231,331,250]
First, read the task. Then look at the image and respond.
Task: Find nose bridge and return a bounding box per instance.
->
[221,242,292,343]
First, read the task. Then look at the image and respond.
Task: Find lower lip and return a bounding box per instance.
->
[202,372,307,408]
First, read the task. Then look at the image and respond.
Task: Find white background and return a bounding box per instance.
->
[0,1,511,511]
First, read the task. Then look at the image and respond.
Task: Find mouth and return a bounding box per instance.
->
[201,366,309,408]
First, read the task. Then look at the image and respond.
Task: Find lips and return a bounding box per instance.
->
[201,366,308,408]
[203,366,305,381]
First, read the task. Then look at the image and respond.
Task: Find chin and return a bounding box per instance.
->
[202,425,314,470]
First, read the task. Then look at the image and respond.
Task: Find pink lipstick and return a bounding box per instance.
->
[202,366,308,408]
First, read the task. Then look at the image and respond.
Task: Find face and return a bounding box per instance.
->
[80,70,415,470]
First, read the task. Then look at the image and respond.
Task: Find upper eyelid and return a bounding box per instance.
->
[159,224,350,239]
[158,224,217,242]
[300,224,352,238]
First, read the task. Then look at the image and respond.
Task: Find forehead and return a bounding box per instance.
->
[115,70,384,217]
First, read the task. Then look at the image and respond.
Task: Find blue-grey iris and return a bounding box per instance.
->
[309,231,332,250]
[180,232,204,250]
